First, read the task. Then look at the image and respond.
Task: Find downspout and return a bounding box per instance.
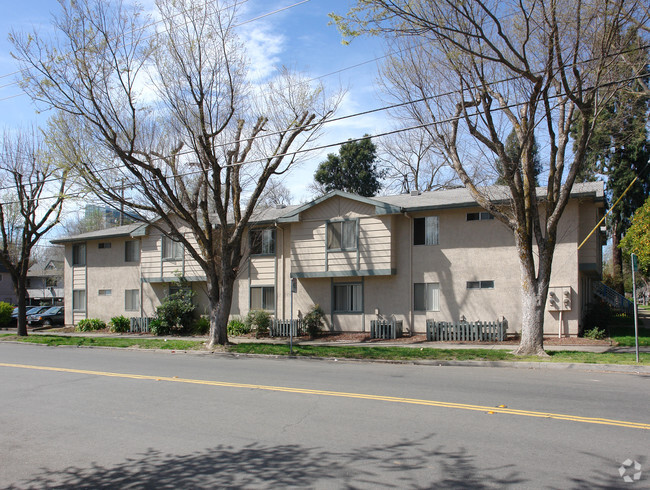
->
[404,212,413,334]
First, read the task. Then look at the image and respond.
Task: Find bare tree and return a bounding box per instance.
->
[335,0,649,355]
[12,0,338,346]
[0,128,67,336]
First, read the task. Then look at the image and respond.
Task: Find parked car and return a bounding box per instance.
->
[11,306,49,326]
[28,306,65,327]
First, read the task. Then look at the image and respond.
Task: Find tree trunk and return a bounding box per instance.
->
[206,259,238,348]
[15,279,28,337]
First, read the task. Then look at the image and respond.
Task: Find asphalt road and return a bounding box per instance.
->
[0,343,648,489]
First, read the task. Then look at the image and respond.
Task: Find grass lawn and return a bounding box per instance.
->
[0,334,204,350]
[607,314,650,346]
[1,335,647,365]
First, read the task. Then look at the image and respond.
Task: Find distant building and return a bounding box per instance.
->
[85,205,138,228]
[0,263,17,305]
[26,260,64,306]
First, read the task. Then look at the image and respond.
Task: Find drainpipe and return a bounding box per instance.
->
[404,212,413,335]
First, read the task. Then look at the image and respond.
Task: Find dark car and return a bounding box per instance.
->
[11,306,49,326]
[28,306,65,327]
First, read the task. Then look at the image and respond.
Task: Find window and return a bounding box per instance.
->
[125,240,140,262]
[333,283,362,313]
[413,217,439,245]
[327,220,357,250]
[98,242,111,249]
[250,229,276,255]
[72,243,86,266]
[467,280,494,289]
[250,286,274,311]
[45,277,59,287]
[467,212,494,221]
[125,289,140,311]
[414,283,440,311]
[162,236,183,260]
[98,289,112,296]
[72,289,86,311]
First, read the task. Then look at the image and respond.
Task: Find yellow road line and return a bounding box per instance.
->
[2,362,648,430]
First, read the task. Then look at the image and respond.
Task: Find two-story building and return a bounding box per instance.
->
[51,182,605,336]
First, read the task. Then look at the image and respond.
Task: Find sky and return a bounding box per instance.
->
[0,0,392,204]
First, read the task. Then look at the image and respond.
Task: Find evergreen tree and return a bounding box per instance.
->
[314,135,385,197]
[494,130,542,186]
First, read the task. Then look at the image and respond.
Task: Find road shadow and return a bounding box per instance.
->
[9,434,525,489]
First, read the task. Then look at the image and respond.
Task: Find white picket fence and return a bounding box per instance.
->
[130,317,154,333]
[426,319,507,342]
[270,319,303,337]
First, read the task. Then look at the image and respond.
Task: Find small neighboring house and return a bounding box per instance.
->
[51,182,605,336]
[26,260,64,306]
[0,263,17,305]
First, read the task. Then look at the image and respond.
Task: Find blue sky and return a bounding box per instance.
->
[0,0,391,203]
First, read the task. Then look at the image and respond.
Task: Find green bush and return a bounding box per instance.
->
[584,327,606,340]
[109,315,130,333]
[0,302,14,328]
[76,318,107,332]
[303,304,325,339]
[192,316,210,335]
[245,310,271,338]
[227,316,250,336]
[152,286,196,336]
[149,318,167,336]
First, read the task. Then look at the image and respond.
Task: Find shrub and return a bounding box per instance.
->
[227,316,250,336]
[584,327,606,340]
[303,304,325,339]
[0,302,14,328]
[192,316,210,335]
[245,310,271,338]
[148,318,168,336]
[76,318,106,332]
[109,315,130,333]
[153,286,196,335]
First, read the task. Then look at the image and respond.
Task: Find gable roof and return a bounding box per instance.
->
[50,223,148,244]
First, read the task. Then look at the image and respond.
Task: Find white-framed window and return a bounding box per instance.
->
[467,212,494,221]
[333,283,362,313]
[162,236,183,260]
[414,283,440,311]
[125,289,140,311]
[72,243,86,266]
[72,289,86,311]
[125,240,140,262]
[250,229,276,255]
[327,220,357,250]
[98,289,112,296]
[413,217,439,245]
[98,242,111,249]
[250,286,274,311]
[467,280,495,289]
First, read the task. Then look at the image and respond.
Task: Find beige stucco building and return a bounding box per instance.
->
[52,182,605,336]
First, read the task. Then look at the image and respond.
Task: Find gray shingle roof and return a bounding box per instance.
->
[50,223,147,244]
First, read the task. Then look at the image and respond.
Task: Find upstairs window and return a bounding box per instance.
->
[125,240,140,263]
[327,220,357,250]
[467,280,495,289]
[250,229,276,255]
[414,217,439,245]
[162,236,183,261]
[72,244,86,266]
[467,212,494,221]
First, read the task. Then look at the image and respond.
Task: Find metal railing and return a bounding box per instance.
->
[593,282,633,315]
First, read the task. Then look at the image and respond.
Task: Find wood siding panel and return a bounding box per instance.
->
[250,256,275,283]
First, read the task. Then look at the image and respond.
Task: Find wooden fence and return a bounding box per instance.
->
[370,319,403,339]
[130,317,154,333]
[426,319,507,342]
[270,319,303,337]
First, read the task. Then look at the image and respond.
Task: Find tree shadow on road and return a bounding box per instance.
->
[9,433,525,489]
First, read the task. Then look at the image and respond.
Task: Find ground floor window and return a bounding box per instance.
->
[333,283,362,313]
[466,280,494,289]
[125,289,140,311]
[414,283,440,311]
[72,289,86,311]
[250,286,274,311]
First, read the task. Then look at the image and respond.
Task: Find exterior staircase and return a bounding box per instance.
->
[593,281,634,315]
